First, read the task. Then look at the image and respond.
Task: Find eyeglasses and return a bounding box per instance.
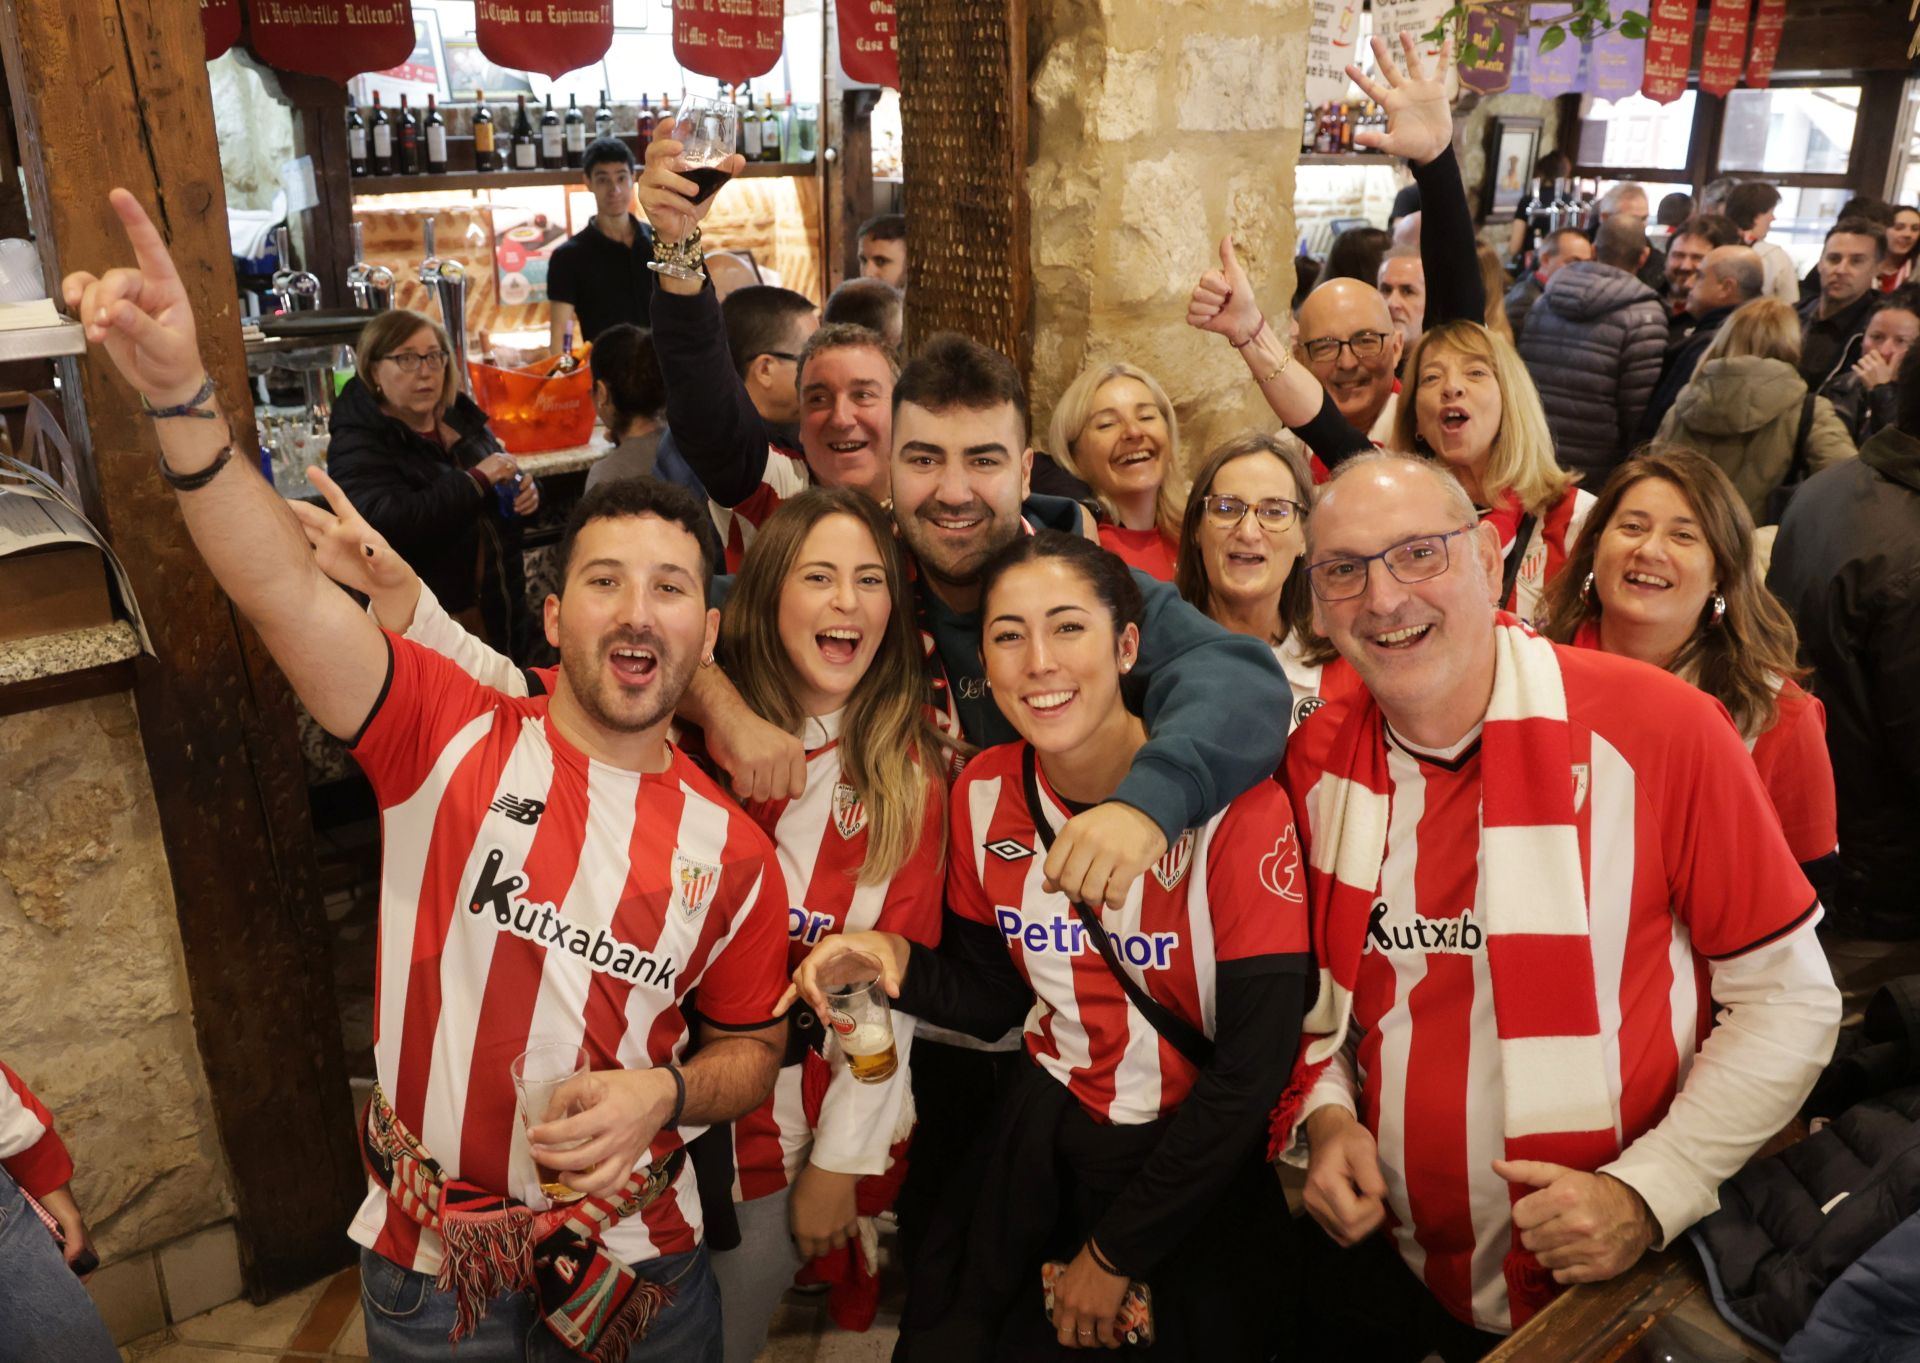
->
[757,351,800,364]
[1306,526,1475,602]
[1300,330,1390,366]
[381,350,448,373]
[1204,494,1305,533]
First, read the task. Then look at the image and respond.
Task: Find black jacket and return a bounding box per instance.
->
[1636,304,1733,445]
[326,376,516,628]
[1767,426,1920,937]
[1798,291,1875,394]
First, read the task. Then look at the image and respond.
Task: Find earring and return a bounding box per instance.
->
[1581,571,1596,607]
[1708,593,1726,628]
[1120,658,1134,674]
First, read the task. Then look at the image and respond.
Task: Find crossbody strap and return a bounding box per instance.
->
[1500,512,1537,611]
[1020,747,1215,1070]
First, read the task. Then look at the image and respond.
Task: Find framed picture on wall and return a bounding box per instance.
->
[1484,115,1544,218]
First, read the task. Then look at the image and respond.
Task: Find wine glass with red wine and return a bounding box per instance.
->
[649,94,738,281]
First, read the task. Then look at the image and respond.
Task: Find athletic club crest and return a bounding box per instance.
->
[1151,829,1197,890]
[674,853,720,921]
[832,782,868,839]
[1571,763,1590,814]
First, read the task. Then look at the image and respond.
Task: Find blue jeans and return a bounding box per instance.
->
[360,1241,722,1362]
[0,1169,119,1363]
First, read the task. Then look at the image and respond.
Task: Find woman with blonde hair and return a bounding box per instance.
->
[1655,297,1856,523]
[1475,240,1515,341]
[1046,361,1187,579]
[1541,447,1835,887]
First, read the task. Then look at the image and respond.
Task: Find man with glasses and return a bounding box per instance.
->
[1293,279,1405,451]
[1280,452,1839,1361]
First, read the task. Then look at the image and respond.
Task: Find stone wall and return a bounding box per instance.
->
[0,692,236,1259]
[1028,0,1312,482]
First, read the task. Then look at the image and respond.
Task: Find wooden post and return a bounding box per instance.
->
[840,89,880,284]
[0,0,361,1296]
[283,73,358,307]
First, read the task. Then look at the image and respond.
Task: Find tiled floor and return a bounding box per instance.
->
[119,1264,897,1362]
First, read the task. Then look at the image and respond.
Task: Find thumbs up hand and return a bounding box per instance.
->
[1186,235,1264,348]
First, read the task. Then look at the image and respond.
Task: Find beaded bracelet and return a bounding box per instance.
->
[141,375,219,420]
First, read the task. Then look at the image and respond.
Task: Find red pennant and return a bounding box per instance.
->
[1640,0,1696,104]
[837,0,898,88]
[1698,0,1750,98]
[244,0,414,84]
[672,0,782,86]
[474,0,612,81]
[1746,0,1786,88]
[201,0,241,61]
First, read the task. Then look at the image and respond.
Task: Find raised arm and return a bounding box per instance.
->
[63,191,387,740]
[637,126,773,507]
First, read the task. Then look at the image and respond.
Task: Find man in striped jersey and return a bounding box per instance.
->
[65,192,790,1361]
[1282,453,1839,1359]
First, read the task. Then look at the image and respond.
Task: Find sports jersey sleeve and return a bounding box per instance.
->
[1750,690,1838,867]
[942,776,997,930]
[349,634,511,806]
[690,853,791,1030]
[1204,781,1312,968]
[1665,694,1819,958]
[397,579,531,698]
[0,1061,73,1197]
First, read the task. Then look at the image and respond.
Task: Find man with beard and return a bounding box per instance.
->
[63,190,790,1360]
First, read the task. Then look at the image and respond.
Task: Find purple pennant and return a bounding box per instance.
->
[1586,25,1645,100]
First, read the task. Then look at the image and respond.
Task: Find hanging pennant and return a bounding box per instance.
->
[1640,0,1695,104]
[673,0,782,87]
[1456,8,1517,96]
[474,0,612,80]
[1527,21,1583,98]
[1304,0,1364,109]
[1370,0,1458,99]
[1698,0,1751,97]
[837,0,898,88]
[1746,0,1787,88]
[1588,27,1644,100]
[202,0,241,61]
[244,0,414,84]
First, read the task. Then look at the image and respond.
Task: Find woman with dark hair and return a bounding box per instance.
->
[1321,227,1392,289]
[785,530,1308,1361]
[582,322,669,490]
[328,307,536,654]
[1876,205,1918,292]
[1540,447,1836,888]
[1174,433,1358,731]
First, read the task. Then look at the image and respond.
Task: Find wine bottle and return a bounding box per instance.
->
[347,98,369,177]
[761,94,781,163]
[741,82,763,161]
[396,93,418,175]
[564,93,586,166]
[636,94,654,143]
[781,91,795,161]
[555,318,580,372]
[594,89,614,141]
[425,94,448,173]
[540,94,563,169]
[513,95,538,171]
[473,91,497,172]
[370,90,392,176]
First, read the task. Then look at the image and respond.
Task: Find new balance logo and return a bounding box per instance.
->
[489,793,546,825]
[985,838,1034,862]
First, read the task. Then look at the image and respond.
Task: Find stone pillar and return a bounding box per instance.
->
[1028,0,1311,475]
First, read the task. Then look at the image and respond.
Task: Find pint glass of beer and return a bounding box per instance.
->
[510,1042,593,1202]
[818,952,897,1084]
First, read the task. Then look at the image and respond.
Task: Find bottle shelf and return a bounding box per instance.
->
[353,154,816,197]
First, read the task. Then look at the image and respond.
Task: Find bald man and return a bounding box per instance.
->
[1295,278,1406,449]
[1637,243,1766,442]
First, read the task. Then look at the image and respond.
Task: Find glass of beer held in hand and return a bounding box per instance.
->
[510,1042,595,1203]
[817,952,897,1084]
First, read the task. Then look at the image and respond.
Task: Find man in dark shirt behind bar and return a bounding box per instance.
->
[546,136,657,352]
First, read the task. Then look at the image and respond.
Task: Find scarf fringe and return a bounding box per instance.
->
[436,1205,536,1340]
[584,1277,673,1363]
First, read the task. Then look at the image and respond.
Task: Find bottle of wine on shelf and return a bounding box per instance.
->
[761,94,781,163]
[741,82,763,161]
[425,95,448,173]
[564,93,586,166]
[636,94,654,143]
[369,90,393,176]
[513,95,538,170]
[396,93,418,175]
[347,98,369,177]
[473,91,497,171]
[594,89,614,141]
[781,91,796,160]
[540,94,563,168]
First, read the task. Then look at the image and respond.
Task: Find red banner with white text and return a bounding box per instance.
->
[202,0,241,60]
[672,0,782,86]
[1698,0,1751,98]
[475,0,612,80]
[1746,0,1787,88]
[838,0,899,88]
[245,0,414,84]
[1640,0,1695,104]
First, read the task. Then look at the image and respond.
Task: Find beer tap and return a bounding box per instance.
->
[346,222,395,313]
[270,225,321,314]
[418,218,471,393]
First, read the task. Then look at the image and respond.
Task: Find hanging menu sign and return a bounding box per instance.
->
[202,0,241,61]
[1527,22,1584,97]
[1746,0,1787,88]
[1456,8,1516,95]
[1304,0,1364,108]
[838,0,899,88]
[1698,0,1751,97]
[672,0,782,86]
[1371,0,1457,99]
[1640,0,1695,104]
[1588,27,1644,100]
[244,0,414,84]
[475,0,613,80]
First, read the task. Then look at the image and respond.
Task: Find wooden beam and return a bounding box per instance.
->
[0,0,361,1297]
[840,89,880,284]
[282,73,357,309]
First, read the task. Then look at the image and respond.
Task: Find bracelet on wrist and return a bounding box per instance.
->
[1086,1238,1124,1278]
[141,374,219,420]
[663,1064,687,1127]
[158,442,234,491]
[1254,347,1292,385]
[1231,316,1267,350]
[647,227,706,282]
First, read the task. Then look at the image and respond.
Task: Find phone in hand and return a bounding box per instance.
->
[20,1188,98,1276]
[1041,1260,1155,1347]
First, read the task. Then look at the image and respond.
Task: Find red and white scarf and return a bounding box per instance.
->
[1272,615,1620,1326]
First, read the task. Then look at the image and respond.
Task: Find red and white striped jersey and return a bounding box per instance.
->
[345,636,790,1275]
[948,742,1309,1126]
[1504,487,1595,627]
[711,450,812,574]
[0,1060,71,1197]
[1283,647,1816,1333]
[1745,680,1837,867]
[728,710,947,1199]
[1274,637,1366,736]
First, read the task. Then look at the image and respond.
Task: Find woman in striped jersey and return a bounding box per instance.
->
[785,531,1311,1360]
